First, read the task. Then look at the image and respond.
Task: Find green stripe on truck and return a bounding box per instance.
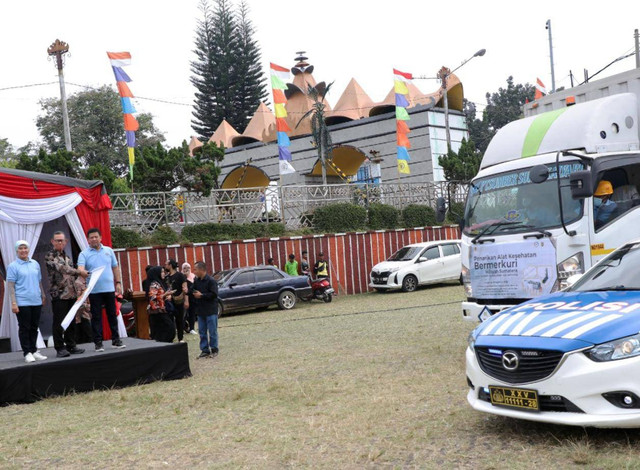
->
[521,107,568,158]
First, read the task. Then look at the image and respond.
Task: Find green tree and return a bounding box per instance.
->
[0,137,15,160]
[190,0,267,139]
[83,163,117,192]
[233,1,269,129]
[438,138,482,182]
[132,141,223,195]
[16,148,80,177]
[36,85,164,175]
[297,82,334,186]
[465,77,535,154]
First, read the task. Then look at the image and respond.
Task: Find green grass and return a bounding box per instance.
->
[3,284,640,468]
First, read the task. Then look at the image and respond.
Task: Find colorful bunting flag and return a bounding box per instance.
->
[534,77,547,100]
[270,63,295,175]
[108,51,138,181]
[394,68,412,175]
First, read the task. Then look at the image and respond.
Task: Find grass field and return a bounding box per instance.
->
[3,284,640,469]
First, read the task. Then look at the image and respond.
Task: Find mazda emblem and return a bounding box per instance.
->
[502,351,519,371]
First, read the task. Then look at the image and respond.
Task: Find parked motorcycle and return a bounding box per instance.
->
[301,277,334,303]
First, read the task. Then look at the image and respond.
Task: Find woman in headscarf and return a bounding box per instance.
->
[182,262,197,335]
[144,266,175,343]
[6,240,47,363]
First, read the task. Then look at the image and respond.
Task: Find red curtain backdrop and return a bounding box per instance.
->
[0,174,113,246]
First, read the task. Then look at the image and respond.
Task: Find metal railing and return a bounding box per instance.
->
[109,182,468,232]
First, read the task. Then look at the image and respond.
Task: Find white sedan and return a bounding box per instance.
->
[369,240,462,292]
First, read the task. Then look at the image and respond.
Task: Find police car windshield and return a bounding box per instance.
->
[388,246,421,261]
[570,243,640,291]
[463,162,584,235]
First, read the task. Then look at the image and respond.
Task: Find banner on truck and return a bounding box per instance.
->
[470,239,557,299]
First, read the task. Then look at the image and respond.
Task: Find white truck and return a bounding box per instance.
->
[460,68,640,322]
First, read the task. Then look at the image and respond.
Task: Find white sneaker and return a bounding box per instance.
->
[33,351,48,361]
[25,353,36,363]
[189,330,197,335]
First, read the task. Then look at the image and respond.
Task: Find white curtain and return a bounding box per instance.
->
[0,193,83,351]
[0,221,45,351]
[65,211,128,338]
[0,193,81,224]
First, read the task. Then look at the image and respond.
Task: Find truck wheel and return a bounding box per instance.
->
[278,290,297,310]
[402,275,418,292]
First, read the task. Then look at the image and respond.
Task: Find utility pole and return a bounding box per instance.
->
[545,20,556,93]
[635,29,639,68]
[437,66,452,153]
[47,39,72,151]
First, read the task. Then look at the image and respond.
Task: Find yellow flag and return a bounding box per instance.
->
[275,103,288,118]
[394,80,409,94]
[128,147,135,165]
[398,159,410,174]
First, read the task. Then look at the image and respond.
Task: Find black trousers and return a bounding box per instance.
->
[17,305,41,356]
[88,291,120,344]
[51,298,77,351]
[187,299,196,331]
[173,302,184,341]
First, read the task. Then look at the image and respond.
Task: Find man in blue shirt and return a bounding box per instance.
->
[78,228,125,352]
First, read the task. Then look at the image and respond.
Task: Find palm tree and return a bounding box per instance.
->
[296,82,334,187]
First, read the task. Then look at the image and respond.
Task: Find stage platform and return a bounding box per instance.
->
[0,338,191,405]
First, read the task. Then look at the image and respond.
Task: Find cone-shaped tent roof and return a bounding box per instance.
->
[326,78,375,125]
[284,54,332,137]
[188,136,203,156]
[232,102,277,147]
[208,120,240,148]
[369,73,463,116]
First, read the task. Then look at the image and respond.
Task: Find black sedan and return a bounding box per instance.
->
[214,266,312,316]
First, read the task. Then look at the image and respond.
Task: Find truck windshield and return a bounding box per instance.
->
[463,162,584,235]
[569,243,640,291]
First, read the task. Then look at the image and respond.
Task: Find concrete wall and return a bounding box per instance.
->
[220,105,468,186]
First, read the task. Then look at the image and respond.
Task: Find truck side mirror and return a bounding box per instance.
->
[435,197,447,224]
[529,165,550,184]
[569,170,593,199]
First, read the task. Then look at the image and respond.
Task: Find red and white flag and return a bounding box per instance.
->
[534,78,547,100]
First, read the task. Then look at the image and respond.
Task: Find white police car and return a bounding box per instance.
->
[466,239,640,428]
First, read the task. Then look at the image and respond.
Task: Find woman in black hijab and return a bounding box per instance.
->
[144,266,176,343]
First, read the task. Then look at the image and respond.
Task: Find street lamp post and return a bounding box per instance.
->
[416,48,486,153]
[47,39,72,152]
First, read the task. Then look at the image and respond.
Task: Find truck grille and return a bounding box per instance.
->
[475,347,564,384]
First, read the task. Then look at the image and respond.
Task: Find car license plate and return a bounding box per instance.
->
[325,288,335,294]
[489,386,539,412]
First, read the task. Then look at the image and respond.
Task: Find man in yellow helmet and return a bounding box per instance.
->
[594,180,617,228]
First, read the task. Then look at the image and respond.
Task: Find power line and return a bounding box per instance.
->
[0,81,58,92]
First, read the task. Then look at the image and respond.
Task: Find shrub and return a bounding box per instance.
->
[150,225,180,246]
[111,227,144,249]
[445,201,466,225]
[401,204,436,228]
[313,203,367,233]
[181,222,286,243]
[367,203,400,230]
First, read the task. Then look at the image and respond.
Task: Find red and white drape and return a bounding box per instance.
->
[0,173,122,351]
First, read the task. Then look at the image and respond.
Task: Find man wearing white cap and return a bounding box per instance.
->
[6,240,47,363]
